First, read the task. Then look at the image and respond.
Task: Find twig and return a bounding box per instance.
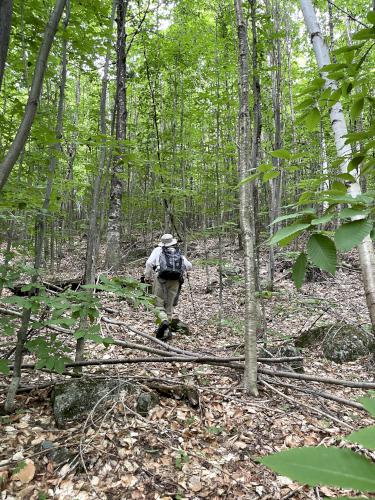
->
[260,380,354,430]
[259,367,375,389]
[267,379,365,410]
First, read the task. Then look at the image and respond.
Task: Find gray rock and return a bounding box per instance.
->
[221,265,242,278]
[41,440,74,465]
[135,392,159,417]
[52,378,124,428]
[170,318,191,335]
[296,323,374,363]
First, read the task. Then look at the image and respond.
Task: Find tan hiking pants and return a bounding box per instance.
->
[153,277,180,322]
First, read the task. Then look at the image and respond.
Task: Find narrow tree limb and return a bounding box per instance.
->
[14,355,244,371]
[259,366,375,389]
[260,380,354,430]
[267,378,365,410]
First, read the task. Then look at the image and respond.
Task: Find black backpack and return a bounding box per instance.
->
[158,246,183,280]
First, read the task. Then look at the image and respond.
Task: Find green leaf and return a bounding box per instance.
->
[334,219,373,251]
[270,223,311,245]
[260,446,375,491]
[237,173,258,188]
[307,234,336,274]
[358,397,375,417]
[263,170,279,182]
[338,208,370,219]
[305,107,321,132]
[346,425,375,451]
[311,214,335,225]
[271,149,292,160]
[352,27,375,40]
[292,253,307,289]
[348,155,365,172]
[0,359,10,375]
[368,11,375,24]
[270,213,303,225]
[351,97,364,121]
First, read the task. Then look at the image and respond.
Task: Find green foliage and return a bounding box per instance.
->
[334,219,373,252]
[175,449,189,470]
[260,398,375,495]
[291,252,307,289]
[260,446,375,492]
[307,234,336,275]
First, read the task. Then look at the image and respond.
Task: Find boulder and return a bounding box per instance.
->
[52,378,123,428]
[170,318,191,335]
[296,323,374,363]
[135,391,160,417]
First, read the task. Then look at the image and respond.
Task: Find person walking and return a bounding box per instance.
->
[144,234,192,340]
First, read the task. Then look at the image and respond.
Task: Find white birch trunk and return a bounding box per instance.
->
[301,0,375,331]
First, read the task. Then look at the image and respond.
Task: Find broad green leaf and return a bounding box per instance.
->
[270,213,303,225]
[335,219,373,251]
[346,425,375,451]
[263,170,279,182]
[338,208,370,219]
[271,149,292,160]
[260,447,375,491]
[257,163,273,173]
[270,223,311,245]
[336,173,356,182]
[0,360,10,375]
[358,397,375,417]
[292,253,307,289]
[311,214,335,225]
[237,173,258,188]
[348,155,365,172]
[307,234,336,274]
[333,43,365,55]
[351,97,364,121]
[305,107,321,132]
[352,27,375,40]
[368,11,375,24]
[321,63,347,72]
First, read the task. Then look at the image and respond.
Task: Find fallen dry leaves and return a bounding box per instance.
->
[0,239,374,499]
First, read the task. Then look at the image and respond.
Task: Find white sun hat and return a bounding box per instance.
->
[158,234,178,247]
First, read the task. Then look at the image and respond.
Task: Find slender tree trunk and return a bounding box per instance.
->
[301,0,375,331]
[75,1,116,365]
[0,0,67,192]
[35,8,69,270]
[0,0,13,93]
[105,0,128,271]
[234,0,258,396]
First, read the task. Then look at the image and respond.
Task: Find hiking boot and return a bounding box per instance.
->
[156,320,169,339]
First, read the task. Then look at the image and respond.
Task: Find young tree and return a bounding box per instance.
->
[0,0,13,93]
[0,0,67,192]
[234,0,258,396]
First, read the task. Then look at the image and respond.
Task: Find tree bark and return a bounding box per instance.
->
[301,0,375,333]
[234,0,258,396]
[0,0,13,93]
[0,0,67,192]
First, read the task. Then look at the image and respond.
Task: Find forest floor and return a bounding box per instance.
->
[0,237,374,500]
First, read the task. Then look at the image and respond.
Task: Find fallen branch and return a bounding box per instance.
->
[259,366,375,389]
[267,379,365,410]
[260,380,354,430]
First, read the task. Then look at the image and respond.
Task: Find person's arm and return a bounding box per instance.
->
[183,256,192,272]
[144,247,160,280]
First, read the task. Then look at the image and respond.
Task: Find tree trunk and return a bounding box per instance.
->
[105,0,128,271]
[75,1,116,365]
[0,0,13,93]
[301,0,375,331]
[234,0,258,396]
[0,0,67,192]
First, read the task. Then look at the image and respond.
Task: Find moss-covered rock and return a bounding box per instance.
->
[295,323,374,363]
[52,378,124,428]
[170,318,191,335]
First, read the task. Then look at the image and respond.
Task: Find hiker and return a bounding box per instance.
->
[143,234,192,340]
